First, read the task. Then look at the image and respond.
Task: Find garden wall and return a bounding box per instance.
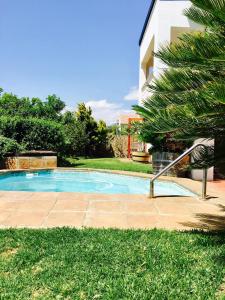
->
[4,151,57,170]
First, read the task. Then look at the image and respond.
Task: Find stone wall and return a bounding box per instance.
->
[4,155,57,170]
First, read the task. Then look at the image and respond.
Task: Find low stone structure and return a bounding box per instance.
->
[4,151,57,170]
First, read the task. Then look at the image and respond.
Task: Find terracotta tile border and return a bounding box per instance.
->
[0,167,224,231]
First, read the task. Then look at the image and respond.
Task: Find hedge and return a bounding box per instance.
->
[0,116,65,152]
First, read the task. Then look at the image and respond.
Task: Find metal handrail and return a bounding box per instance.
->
[150,143,208,199]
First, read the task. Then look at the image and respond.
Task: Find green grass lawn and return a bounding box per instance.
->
[0,228,225,299]
[63,157,152,174]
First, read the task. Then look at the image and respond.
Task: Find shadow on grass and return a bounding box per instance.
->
[58,157,85,168]
[181,204,225,232]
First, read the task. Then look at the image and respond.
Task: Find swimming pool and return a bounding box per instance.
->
[0,170,195,196]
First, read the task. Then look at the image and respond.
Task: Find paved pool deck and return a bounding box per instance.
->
[0,168,224,231]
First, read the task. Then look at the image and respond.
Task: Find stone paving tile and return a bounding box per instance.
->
[116,194,148,202]
[186,203,222,215]
[0,210,12,223]
[127,214,158,229]
[124,201,157,214]
[30,192,58,201]
[156,215,197,230]
[53,199,89,211]
[155,202,192,216]
[85,193,148,202]
[208,180,225,193]
[57,192,87,201]
[44,211,85,228]
[2,211,47,228]
[89,200,123,212]
[85,194,118,201]
[85,212,127,229]
[154,196,200,205]
[0,200,20,211]
[16,199,56,212]
[0,191,33,201]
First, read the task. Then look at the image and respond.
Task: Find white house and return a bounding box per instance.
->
[139,0,200,103]
[138,0,214,181]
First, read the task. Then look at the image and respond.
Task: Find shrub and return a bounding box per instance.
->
[64,121,90,156]
[0,136,23,158]
[0,116,65,152]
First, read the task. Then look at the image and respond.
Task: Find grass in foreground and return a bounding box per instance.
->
[64,157,152,174]
[0,228,225,299]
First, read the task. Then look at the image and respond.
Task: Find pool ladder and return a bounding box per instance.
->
[150,143,208,199]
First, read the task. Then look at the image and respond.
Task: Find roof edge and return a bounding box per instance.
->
[139,0,156,46]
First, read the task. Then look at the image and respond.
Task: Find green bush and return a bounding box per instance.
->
[63,121,90,156]
[0,136,23,158]
[0,116,65,152]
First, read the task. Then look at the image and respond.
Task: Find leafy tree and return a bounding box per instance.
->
[0,93,31,117]
[94,120,109,157]
[107,124,119,136]
[76,104,98,146]
[62,111,90,156]
[75,103,102,156]
[62,104,109,157]
[75,103,93,123]
[134,0,225,170]
[62,111,75,125]
[0,90,65,120]
[44,94,65,120]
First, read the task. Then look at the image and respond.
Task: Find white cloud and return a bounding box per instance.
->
[64,99,133,125]
[85,99,118,110]
[85,99,132,125]
[124,86,139,101]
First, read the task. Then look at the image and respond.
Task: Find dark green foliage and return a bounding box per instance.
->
[130,122,190,154]
[0,136,23,159]
[75,103,100,156]
[0,91,65,121]
[0,88,109,157]
[133,122,169,152]
[0,228,224,299]
[0,90,66,153]
[0,116,65,152]
[74,103,109,157]
[94,120,110,157]
[63,118,90,156]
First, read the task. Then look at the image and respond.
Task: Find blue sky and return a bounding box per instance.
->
[0,0,150,123]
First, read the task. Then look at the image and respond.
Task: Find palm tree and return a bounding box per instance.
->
[134,0,225,174]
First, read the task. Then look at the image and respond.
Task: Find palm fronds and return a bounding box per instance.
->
[134,0,225,169]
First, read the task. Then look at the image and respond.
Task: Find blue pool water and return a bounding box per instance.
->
[0,170,195,196]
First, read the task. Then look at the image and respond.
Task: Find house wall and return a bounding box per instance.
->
[139,0,200,104]
[138,0,212,180]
